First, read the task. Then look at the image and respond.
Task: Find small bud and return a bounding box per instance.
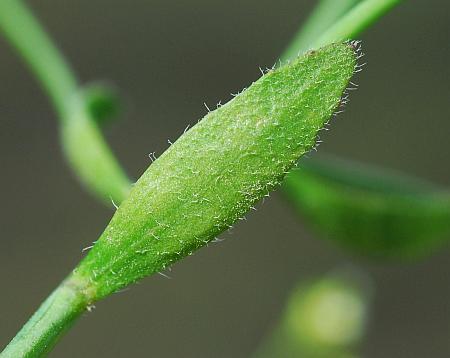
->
[73,43,358,301]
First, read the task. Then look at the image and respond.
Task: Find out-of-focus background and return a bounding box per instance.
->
[0,0,449,356]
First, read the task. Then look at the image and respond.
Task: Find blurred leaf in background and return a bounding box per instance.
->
[283,156,450,258]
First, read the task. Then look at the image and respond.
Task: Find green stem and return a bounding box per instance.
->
[281,0,360,61]
[1,275,92,358]
[0,0,76,119]
[312,0,402,48]
[282,0,402,63]
[0,0,132,203]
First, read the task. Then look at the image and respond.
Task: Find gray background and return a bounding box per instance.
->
[0,0,449,356]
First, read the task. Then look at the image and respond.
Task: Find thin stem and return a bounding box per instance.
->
[0,0,76,119]
[281,0,360,61]
[1,275,92,358]
[0,0,132,203]
[312,0,402,48]
[282,0,402,63]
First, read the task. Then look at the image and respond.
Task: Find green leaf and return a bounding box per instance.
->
[283,156,450,258]
[74,43,358,300]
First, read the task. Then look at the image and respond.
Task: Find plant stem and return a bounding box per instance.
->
[0,0,131,203]
[1,275,92,358]
[312,0,402,48]
[281,0,360,61]
[282,0,402,63]
[0,0,76,119]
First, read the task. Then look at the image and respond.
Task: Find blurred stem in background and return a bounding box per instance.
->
[253,268,373,358]
[0,0,132,204]
[282,0,401,60]
[281,0,360,61]
[310,0,402,49]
